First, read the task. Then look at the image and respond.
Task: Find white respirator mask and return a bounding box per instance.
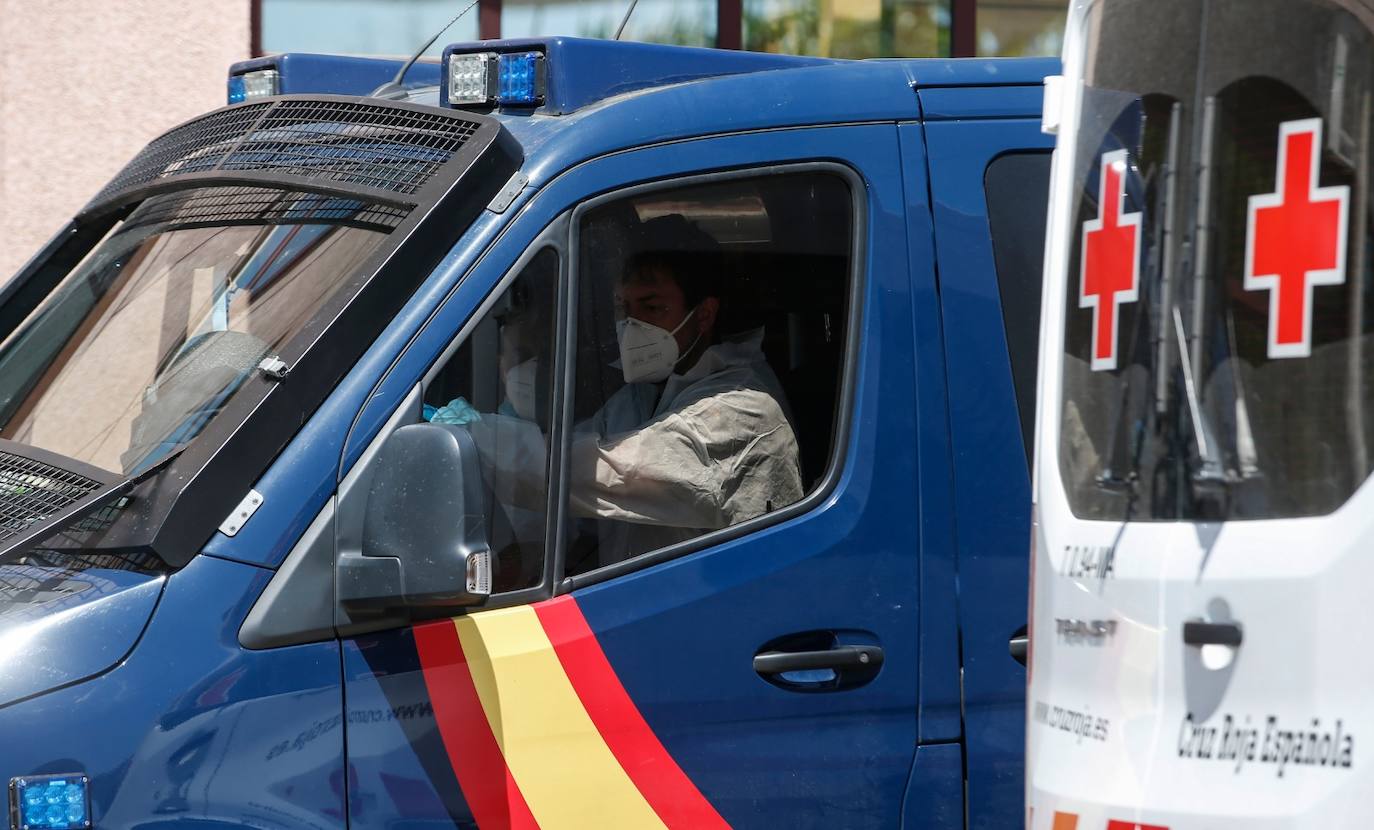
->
[503,358,540,421]
[616,307,700,384]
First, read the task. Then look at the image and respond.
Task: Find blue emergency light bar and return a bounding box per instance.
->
[9,774,91,830]
[228,68,278,104]
[229,40,838,111]
[442,48,545,108]
[440,37,836,115]
[227,54,445,104]
[498,52,545,105]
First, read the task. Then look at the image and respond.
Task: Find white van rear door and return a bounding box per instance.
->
[1031,0,1374,827]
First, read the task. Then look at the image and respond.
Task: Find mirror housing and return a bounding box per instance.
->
[338,422,491,612]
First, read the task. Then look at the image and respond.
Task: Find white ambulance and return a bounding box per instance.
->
[1030,0,1371,827]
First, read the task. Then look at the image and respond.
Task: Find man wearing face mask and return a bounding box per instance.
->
[566,239,803,564]
[458,219,803,567]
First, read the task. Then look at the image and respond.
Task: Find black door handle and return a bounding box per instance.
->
[1183,620,1242,647]
[1009,624,1029,666]
[753,645,884,675]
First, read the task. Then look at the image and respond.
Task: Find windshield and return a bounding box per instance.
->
[1059,0,1374,520]
[0,187,392,475]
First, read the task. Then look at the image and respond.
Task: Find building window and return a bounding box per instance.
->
[260,0,479,58]
[975,0,1064,57]
[744,0,950,58]
[255,0,1065,60]
[502,0,717,46]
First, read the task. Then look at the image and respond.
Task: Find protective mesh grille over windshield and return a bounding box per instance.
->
[119,186,410,235]
[0,451,102,545]
[88,97,485,210]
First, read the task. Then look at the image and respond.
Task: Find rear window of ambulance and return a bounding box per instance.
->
[1059,0,1374,521]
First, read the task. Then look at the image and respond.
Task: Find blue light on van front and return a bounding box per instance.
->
[497,52,545,105]
[9,774,91,830]
[227,75,247,104]
[227,69,280,105]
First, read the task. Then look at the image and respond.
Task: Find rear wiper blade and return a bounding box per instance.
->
[1095,169,1161,497]
[1093,359,1145,494]
[1172,305,1229,490]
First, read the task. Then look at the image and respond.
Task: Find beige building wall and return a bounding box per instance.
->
[0,1,251,279]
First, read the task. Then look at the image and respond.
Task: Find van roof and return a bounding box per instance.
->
[229,39,1056,177]
[232,37,1055,110]
[482,49,1053,163]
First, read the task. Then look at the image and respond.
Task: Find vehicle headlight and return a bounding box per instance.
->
[9,774,90,830]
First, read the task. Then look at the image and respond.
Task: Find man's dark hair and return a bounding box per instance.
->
[622,249,724,308]
[621,214,724,308]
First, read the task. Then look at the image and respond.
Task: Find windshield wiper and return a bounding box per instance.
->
[1173,93,1261,501]
[1094,313,1151,495]
[1174,92,1240,501]
[1224,308,1260,479]
[1172,305,1227,487]
[1095,138,1172,502]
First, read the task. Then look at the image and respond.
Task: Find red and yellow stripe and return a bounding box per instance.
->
[414,595,730,829]
[1045,812,1169,830]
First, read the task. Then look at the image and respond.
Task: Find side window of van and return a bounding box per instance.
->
[984,151,1051,468]
[564,171,855,577]
[422,247,559,593]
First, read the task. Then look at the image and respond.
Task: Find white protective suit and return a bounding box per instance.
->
[464,328,804,565]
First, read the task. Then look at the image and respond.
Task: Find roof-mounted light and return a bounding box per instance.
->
[442,48,546,109]
[447,52,498,106]
[228,68,280,104]
[497,52,545,106]
[9,773,91,830]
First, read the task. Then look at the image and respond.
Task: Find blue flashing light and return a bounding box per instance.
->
[10,774,91,830]
[227,75,247,105]
[497,52,545,106]
[227,68,279,105]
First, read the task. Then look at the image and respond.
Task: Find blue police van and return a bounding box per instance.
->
[0,38,1051,830]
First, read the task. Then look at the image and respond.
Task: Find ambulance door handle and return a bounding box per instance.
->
[1182,620,1243,647]
[753,645,884,675]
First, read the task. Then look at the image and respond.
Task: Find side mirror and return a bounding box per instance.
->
[337,422,491,612]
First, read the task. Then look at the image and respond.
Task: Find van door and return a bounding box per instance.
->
[338,123,937,829]
[1033,2,1374,827]
[919,110,1053,830]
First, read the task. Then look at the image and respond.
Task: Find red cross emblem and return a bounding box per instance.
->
[1244,117,1349,359]
[1080,149,1142,371]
